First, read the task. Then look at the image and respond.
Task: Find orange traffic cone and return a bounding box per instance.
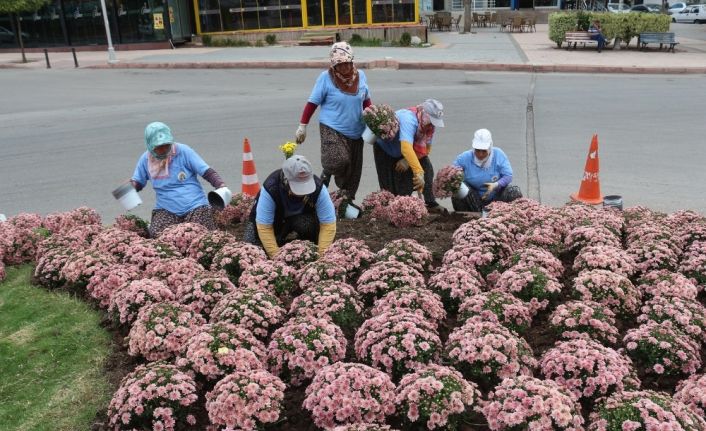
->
[241,138,260,197]
[570,134,603,205]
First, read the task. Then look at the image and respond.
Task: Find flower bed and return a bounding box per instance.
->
[143,257,205,294]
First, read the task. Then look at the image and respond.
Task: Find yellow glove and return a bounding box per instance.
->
[318,222,336,254]
[412,173,425,193]
[400,141,423,175]
[256,223,279,258]
[395,159,409,172]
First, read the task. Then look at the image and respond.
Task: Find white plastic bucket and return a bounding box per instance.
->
[112,183,142,211]
[0,214,6,222]
[343,203,361,219]
[208,187,233,210]
[362,126,377,146]
[454,182,470,199]
[603,195,623,211]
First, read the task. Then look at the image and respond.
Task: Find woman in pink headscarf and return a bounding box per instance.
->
[294,41,372,206]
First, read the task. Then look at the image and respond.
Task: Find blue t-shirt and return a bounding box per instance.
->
[308,70,370,139]
[374,109,430,158]
[132,143,210,216]
[453,148,513,197]
[255,185,336,225]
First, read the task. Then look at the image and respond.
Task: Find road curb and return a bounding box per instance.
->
[87,60,706,74]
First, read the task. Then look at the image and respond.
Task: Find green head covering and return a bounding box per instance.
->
[144,122,174,159]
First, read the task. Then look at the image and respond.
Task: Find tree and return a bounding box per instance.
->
[462,0,472,33]
[0,0,50,63]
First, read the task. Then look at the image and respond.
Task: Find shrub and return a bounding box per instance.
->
[505,246,564,279]
[143,257,205,294]
[371,287,446,328]
[107,362,198,430]
[458,291,533,334]
[113,214,149,238]
[395,364,481,430]
[33,247,72,289]
[214,193,255,227]
[674,374,706,420]
[564,225,621,253]
[205,369,286,431]
[297,259,348,290]
[361,190,395,221]
[495,264,563,313]
[427,264,484,314]
[540,338,640,401]
[127,301,205,361]
[548,12,579,47]
[60,249,116,290]
[573,245,636,278]
[119,239,178,270]
[90,227,141,259]
[637,269,699,300]
[210,288,286,338]
[238,260,297,299]
[399,32,411,47]
[444,318,536,388]
[323,237,375,277]
[211,242,267,284]
[452,218,515,259]
[187,230,236,269]
[637,296,706,341]
[356,260,425,302]
[549,300,619,345]
[273,239,318,270]
[176,322,266,381]
[483,376,585,431]
[267,315,347,386]
[376,238,433,273]
[86,263,142,309]
[157,222,208,256]
[627,241,679,275]
[623,320,701,376]
[588,390,706,431]
[388,196,428,228]
[289,280,364,333]
[432,165,464,199]
[350,34,363,43]
[176,271,237,317]
[35,224,101,259]
[265,33,277,45]
[573,269,642,317]
[2,223,44,265]
[679,241,706,289]
[303,362,396,429]
[441,244,501,281]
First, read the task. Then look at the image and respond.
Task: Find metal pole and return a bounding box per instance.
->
[44,49,51,68]
[99,0,119,64]
[72,48,79,68]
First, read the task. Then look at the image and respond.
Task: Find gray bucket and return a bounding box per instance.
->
[603,195,623,211]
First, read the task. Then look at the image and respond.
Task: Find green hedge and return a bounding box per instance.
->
[549,12,671,48]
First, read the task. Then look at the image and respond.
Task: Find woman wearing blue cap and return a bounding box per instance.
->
[130,121,230,237]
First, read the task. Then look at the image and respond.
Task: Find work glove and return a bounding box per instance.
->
[395,159,410,172]
[412,172,425,193]
[295,123,307,144]
[482,182,499,200]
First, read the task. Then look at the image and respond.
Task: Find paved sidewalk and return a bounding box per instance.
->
[2,24,706,73]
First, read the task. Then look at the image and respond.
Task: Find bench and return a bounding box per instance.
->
[564,31,600,50]
[638,32,679,52]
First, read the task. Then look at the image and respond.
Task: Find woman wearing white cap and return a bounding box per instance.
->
[243,155,337,258]
[294,41,372,204]
[451,128,522,212]
[130,121,230,238]
[373,99,446,213]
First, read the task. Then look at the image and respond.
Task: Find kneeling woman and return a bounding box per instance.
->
[451,128,522,212]
[244,155,336,258]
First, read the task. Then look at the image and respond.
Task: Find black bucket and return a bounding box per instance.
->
[603,195,623,211]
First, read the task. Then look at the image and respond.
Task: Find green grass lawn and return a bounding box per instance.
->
[0,265,112,431]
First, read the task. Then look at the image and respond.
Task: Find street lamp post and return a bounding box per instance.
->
[99,0,118,64]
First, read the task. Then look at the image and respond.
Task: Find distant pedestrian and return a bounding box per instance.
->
[373,99,446,213]
[588,19,606,52]
[294,41,372,204]
[451,128,522,212]
[130,121,229,237]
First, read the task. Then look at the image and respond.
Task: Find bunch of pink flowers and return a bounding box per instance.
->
[376,238,434,273]
[482,375,585,431]
[1,219,44,265]
[361,190,395,221]
[273,239,319,270]
[36,224,102,259]
[157,222,208,256]
[452,218,515,260]
[8,212,43,230]
[297,259,348,290]
[113,214,149,238]
[573,245,636,278]
[458,291,533,334]
[356,260,425,302]
[85,263,142,308]
[572,269,642,317]
[623,320,701,376]
[211,242,267,283]
[539,338,640,401]
[637,296,706,340]
[267,315,347,386]
[371,287,446,328]
[560,203,623,234]
[441,244,500,281]
[674,373,706,420]
[637,269,699,300]
[588,390,706,431]
[323,237,376,276]
[505,246,564,279]
[60,249,116,290]
[108,278,175,325]
[427,264,485,313]
[43,207,100,234]
[90,227,141,260]
[395,364,481,430]
[186,230,237,269]
[303,362,396,429]
[444,318,537,388]
[362,104,400,140]
[210,288,286,338]
[176,272,237,317]
[205,369,286,431]
[677,222,706,250]
[119,239,179,271]
[549,300,620,345]
[175,322,266,381]
[238,260,297,299]
[33,247,72,290]
[679,241,706,288]
[289,280,365,332]
[214,192,255,227]
[627,241,679,275]
[495,264,563,313]
[143,257,205,294]
[432,165,465,199]
[564,225,621,253]
[107,362,199,431]
[127,301,205,361]
[517,223,564,255]
[388,196,428,228]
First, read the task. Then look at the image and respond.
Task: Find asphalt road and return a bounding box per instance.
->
[0,69,704,223]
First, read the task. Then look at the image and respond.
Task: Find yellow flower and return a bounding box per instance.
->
[217,346,230,355]
[279,141,298,159]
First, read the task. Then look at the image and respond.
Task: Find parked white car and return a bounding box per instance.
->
[608,3,631,13]
[668,2,689,14]
[673,4,706,23]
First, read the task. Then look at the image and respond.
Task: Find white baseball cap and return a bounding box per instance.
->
[282,155,316,195]
[422,99,445,128]
[472,128,493,150]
